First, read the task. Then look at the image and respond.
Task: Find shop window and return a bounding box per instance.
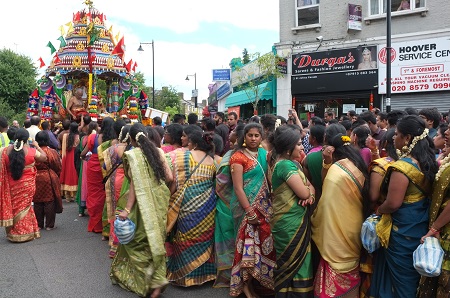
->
[369,0,426,16]
[296,0,320,26]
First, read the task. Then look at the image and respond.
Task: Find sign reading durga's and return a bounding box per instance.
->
[378,37,450,94]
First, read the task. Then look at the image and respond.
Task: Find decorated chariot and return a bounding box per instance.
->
[28,0,147,123]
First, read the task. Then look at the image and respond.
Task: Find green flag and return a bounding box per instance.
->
[57,36,66,48]
[47,41,56,54]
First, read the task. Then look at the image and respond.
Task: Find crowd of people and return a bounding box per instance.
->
[0,105,449,297]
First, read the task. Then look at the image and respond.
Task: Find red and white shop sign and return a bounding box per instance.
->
[378,37,450,94]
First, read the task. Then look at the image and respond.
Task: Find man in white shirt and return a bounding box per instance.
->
[27,115,41,141]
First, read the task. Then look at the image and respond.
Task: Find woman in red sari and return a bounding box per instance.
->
[33,131,62,230]
[81,117,116,235]
[60,122,79,202]
[0,128,47,242]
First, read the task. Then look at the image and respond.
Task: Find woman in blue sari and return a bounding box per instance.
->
[229,123,275,298]
[370,115,438,297]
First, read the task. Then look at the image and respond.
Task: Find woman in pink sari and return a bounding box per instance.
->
[0,128,47,242]
[60,122,79,202]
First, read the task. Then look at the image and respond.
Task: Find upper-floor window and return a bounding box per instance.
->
[296,0,320,26]
[369,0,426,15]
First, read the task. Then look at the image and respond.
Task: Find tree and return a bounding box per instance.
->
[154,86,182,114]
[242,48,250,64]
[234,52,285,115]
[0,49,37,119]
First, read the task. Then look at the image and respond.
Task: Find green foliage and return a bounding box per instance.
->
[234,51,285,112]
[154,86,182,114]
[242,48,250,64]
[0,99,27,125]
[0,49,37,114]
[164,106,179,120]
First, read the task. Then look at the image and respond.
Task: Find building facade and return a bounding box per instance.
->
[276,0,450,119]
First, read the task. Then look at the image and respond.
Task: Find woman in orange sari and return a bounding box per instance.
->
[0,128,47,242]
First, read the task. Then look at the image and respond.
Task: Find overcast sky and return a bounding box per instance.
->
[1,0,279,103]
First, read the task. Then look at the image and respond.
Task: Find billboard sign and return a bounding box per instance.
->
[378,37,450,94]
[212,69,231,81]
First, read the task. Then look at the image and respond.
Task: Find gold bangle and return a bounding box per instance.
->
[322,160,332,169]
[124,207,130,214]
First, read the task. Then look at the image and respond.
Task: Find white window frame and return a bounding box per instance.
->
[295,0,320,27]
[368,0,427,17]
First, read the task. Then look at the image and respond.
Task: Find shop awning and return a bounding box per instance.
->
[225,81,276,108]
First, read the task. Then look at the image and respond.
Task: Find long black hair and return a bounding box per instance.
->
[260,114,278,139]
[352,125,370,149]
[380,128,397,160]
[35,131,50,147]
[235,123,264,150]
[113,119,126,140]
[165,123,183,146]
[268,125,301,167]
[145,126,162,148]
[67,122,79,149]
[326,126,371,218]
[188,130,214,155]
[129,123,166,182]
[9,128,29,180]
[396,115,438,182]
[100,117,116,142]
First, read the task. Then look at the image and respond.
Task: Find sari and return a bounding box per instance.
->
[418,164,450,297]
[103,144,126,258]
[75,136,88,215]
[98,139,113,238]
[166,150,217,287]
[33,146,62,229]
[60,133,78,200]
[86,134,106,233]
[0,147,40,242]
[110,148,169,297]
[370,158,431,298]
[213,151,235,288]
[270,159,313,297]
[311,158,365,298]
[229,148,276,297]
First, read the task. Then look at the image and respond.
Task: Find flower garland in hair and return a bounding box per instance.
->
[121,133,130,144]
[118,126,125,142]
[396,128,429,159]
[435,153,450,181]
[14,139,24,151]
[341,135,351,146]
[274,119,281,130]
[135,132,146,145]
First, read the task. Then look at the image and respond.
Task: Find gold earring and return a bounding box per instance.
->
[402,143,409,153]
[242,141,247,147]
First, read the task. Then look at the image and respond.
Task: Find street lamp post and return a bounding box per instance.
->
[137,40,155,108]
[386,0,392,113]
[185,73,197,108]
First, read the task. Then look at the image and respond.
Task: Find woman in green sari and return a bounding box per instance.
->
[111,123,173,298]
[268,125,315,297]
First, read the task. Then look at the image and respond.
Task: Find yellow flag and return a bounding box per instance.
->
[65,21,72,27]
[108,25,113,33]
[115,31,120,42]
[59,25,65,36]
[67,23,74,34]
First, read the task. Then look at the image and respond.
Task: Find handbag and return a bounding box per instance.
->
[114,216,136,245]
[361,214,381,253]
[48,168,63,214]
[413,236,444,277]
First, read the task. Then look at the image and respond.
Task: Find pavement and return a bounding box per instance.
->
[0,201,230,298]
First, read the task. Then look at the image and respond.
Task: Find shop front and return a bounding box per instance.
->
[225,81,277,119]
[291,46,379,120]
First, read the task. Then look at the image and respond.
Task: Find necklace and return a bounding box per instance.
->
[245,148,258,159]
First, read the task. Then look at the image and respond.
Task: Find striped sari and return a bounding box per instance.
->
[270,159,313,297]
[166,150,217,286]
